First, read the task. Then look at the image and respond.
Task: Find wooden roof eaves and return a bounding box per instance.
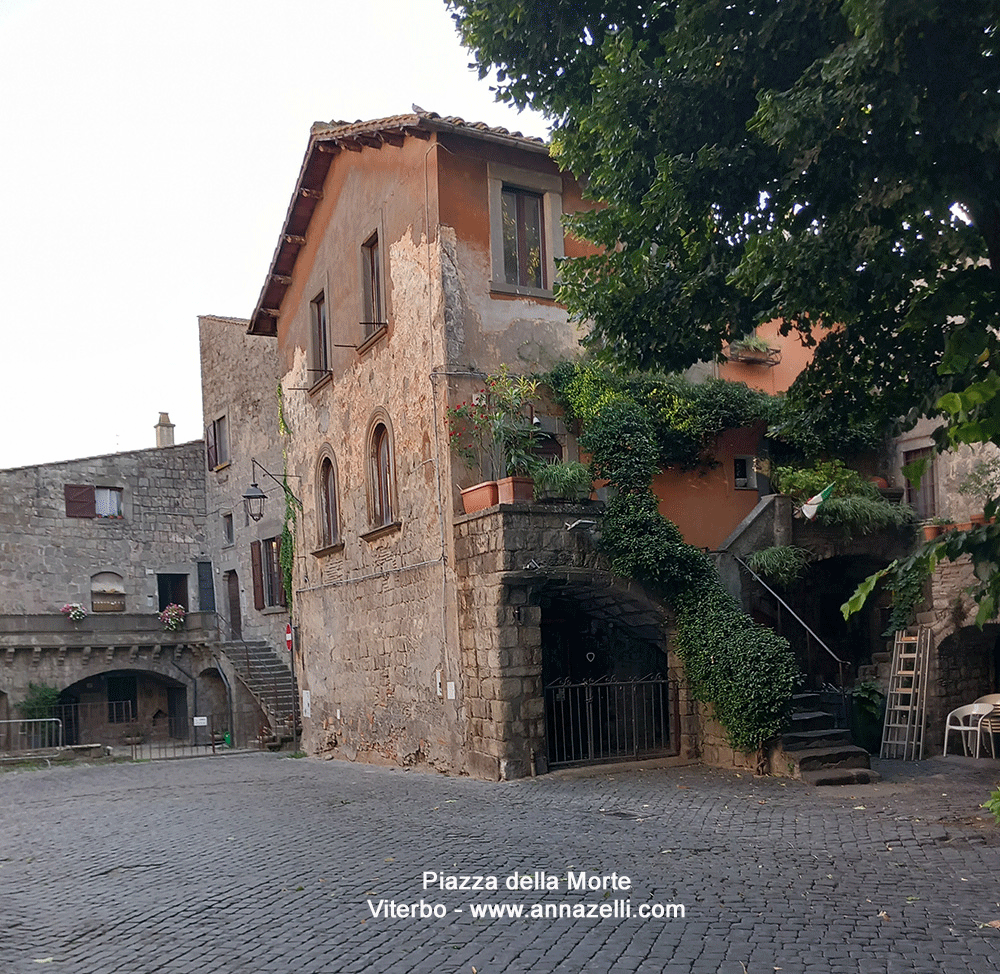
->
[247,116,550,336]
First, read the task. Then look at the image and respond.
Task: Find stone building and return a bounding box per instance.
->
[239,110,694,777]
[0,427,241,744]
[199,314,298,728]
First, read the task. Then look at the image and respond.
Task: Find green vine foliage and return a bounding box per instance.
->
[277,383,301,612]
[774,458,916,535]
[548,361,778,469]
[550,361,801,755]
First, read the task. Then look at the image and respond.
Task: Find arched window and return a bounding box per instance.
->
[318,455,340,547]
[91,572,125,612]
[370,422,395,527]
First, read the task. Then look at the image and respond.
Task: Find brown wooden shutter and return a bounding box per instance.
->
[250,540,264,610]
[65,484,96,518]
[205,422,217,470]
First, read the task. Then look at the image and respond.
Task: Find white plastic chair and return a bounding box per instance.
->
[943,703,998,758]
[974,694,1000,756]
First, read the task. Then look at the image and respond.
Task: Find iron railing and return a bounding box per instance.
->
[0,718,63,753]
[545,675,678,768]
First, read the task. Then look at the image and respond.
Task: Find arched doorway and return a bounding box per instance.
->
[57,670,188,746]
[534,580,675,768]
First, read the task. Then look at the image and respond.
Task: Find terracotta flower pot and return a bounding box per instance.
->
[971,513,988,526]
[921,524,941,541]
[497,476,535,504]
[460,481,499,514]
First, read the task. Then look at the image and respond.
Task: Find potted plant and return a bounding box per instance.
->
[61,602,88,623]
[958,456,1000,525]
[533,459,594,502]
[727,333,777,364]
[159,603,187,632]
[448,366,540,511]
[849,680,886,754]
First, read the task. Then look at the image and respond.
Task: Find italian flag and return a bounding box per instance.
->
[801,483,835,520]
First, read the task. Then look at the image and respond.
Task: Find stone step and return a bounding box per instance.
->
[790,744,872,774]
[800,767,882,787]
[788,710,836,732]
[781,727,853,750]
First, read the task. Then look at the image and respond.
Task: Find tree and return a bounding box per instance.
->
[450,0,1000,615]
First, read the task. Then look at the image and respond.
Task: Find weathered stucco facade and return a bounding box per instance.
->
[244,112,670,777]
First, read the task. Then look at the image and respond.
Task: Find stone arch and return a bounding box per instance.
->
[90,571,126,613]
[196,667,230,723]
[926,623,1000,754]
[57,668,188,746]
[498,571,676,773]
[741,552,902,689]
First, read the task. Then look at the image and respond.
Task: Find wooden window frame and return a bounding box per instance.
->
[317,454,341,550]
[206,415,230,470]
[251,538,286,610]
[361,231,384,338]
[487,162,563,299]
[311,290,329,380]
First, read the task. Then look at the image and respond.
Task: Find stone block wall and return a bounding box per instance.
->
[0,442,207,616]
[454,505,689,779]
[198,313,288,651]
[918,558,999,753]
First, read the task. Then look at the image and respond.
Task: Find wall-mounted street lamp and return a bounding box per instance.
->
[243,458,302,523]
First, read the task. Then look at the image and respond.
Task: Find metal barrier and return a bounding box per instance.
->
[56,701,267,758]
[545,675,678,768]
[0,718,63,753]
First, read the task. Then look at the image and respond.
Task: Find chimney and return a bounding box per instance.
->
[154,412,175,448]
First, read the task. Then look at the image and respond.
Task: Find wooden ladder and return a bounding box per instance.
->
[881,627,931,760]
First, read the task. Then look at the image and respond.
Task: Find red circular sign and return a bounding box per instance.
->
[285,623,293,652]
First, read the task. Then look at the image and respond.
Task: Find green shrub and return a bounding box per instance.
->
[533,460,593,500]
[984,785,1000,825]
[746,546,812,587]
[17,682,60,720]
[773,458,878,501]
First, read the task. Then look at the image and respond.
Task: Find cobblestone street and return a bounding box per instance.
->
[2,752,1000,974]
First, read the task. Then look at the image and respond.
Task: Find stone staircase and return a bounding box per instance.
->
[219,639,298,738]
[777,691,880,786]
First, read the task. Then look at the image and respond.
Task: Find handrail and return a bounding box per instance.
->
[732,554,846,689]
[0,718,63,752]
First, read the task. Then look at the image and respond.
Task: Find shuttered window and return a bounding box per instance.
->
[251,538,285,609]
[206,416,229,470]
[65,485,96,518]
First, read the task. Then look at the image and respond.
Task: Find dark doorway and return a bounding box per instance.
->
[541,594,675,767]
[167,686,188,739]
[107,673,137,723]
[157,574,188,612]
[225,571,242,640]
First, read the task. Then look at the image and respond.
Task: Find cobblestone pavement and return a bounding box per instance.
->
[3,753,1000,974]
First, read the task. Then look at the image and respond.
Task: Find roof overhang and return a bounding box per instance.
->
[247,112,549,337]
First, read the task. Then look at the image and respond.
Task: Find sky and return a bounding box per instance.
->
[0,0,548,469]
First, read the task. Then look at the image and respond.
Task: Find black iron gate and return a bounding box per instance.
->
[544,675,678,767]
